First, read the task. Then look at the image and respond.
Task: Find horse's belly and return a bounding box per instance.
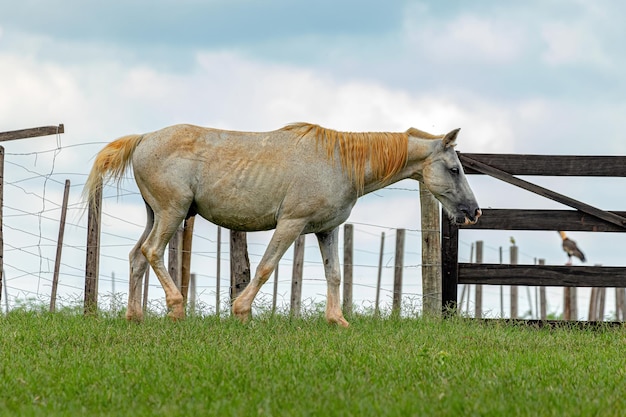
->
[193,186,282,232]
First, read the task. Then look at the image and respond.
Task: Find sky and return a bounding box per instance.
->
[1,0,626,319]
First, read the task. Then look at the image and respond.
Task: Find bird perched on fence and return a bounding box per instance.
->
[559,231,586,265]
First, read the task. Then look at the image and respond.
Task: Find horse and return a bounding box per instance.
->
[84,122,481,327]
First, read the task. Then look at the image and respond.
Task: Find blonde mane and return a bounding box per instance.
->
[283,123,412,193]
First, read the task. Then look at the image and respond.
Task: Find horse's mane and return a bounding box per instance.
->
[282,123,429,193]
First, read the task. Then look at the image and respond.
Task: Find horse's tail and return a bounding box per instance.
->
[83,134,144,205]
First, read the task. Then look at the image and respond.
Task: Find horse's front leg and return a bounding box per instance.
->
[232,219,306,323]
[316,228,350,328]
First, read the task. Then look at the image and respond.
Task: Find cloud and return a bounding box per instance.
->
[404,10,526,64]
[541,22,610,69]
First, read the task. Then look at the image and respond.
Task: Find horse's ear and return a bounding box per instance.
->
[442,128,460,148]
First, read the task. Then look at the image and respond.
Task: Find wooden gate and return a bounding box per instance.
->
[441,153,626,318]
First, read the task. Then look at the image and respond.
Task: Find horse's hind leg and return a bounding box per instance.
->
[316,228,349,327]
[126,202,154,321]
[233,218,307,322]
[141,208,187,320]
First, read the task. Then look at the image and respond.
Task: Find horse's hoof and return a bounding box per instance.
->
[167,311,185,321]
[232,301,251,323]
[126,311,144,322]
[167,304,185,321]
[327,315,350,328]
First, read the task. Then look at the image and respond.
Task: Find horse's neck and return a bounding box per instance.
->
[361,138,437,195]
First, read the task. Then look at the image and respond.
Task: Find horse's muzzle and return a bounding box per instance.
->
[459,206,482,225]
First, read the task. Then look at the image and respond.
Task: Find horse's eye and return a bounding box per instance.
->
[450,167,460,175]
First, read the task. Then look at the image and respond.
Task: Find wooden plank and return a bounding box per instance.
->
[460,209,626,232]
[0,124,64,142]
[342,224,353,316]
[441,216,459,314]
[459,264,626,287]
[461,153,626,177]
[459,154,626,229]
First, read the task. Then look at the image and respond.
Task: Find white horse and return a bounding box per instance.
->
[84,123,481,326]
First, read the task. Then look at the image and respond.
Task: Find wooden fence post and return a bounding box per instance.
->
[229,230,250,304]
[375,232,385,316]
[510,244,518,319]
[189,273,196,315]
[168,226,183,290]
[474,241,483,319]
[290,235,305,317]
[343,224,353,316]
[180,216,195,305]
[216,226,221,316]
[50,180,70,313]
[616,288,626,321]
[499,247,504,318]
[538,259,547,320]
[272,264,279,314]
[420,183,441,316]
[598,288,606,321]
[392,229,405,315]
[0,146,4,309]
[441,217,459,315]
[588,288,597,321]
[142,269,150,313]
[84,178,102,315]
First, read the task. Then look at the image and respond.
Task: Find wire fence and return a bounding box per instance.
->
[1,138,616,320]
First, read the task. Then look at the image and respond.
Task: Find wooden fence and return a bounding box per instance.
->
[442,153,626,320]
[0,125,66,312]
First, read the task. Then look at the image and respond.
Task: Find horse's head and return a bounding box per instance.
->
[418,129,481,225]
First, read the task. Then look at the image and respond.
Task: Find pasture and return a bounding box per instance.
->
[1,309,624,416]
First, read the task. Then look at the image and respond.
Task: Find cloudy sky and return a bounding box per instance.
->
[1,1,625,318]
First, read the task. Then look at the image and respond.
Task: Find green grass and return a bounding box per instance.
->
[1,310,625,416]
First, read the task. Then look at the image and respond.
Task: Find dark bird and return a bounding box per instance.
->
[559,231,586,265]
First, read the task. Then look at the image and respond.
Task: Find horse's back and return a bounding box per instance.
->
[130,124,354,231]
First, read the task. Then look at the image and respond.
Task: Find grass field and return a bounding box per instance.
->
[1,308,625,416]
